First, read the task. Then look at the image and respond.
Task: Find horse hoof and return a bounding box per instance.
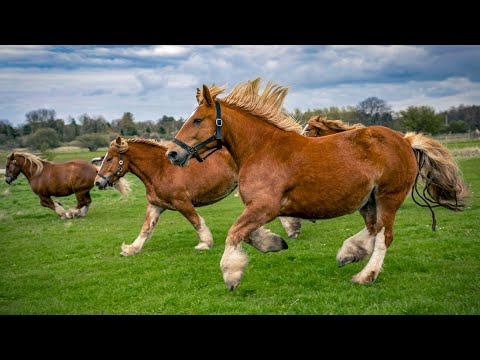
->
[194,243,212,251]
[287,231,300,239]
[337,256,355,267]
[351,271,376,284]
[225,280,239,291]
[121,243,139,256]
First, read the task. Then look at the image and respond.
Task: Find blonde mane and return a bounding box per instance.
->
[110,137,171,153]
[204,77,302,134]
[308,115,366,132]
[10,152,48,177]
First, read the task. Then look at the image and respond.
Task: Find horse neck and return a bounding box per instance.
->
[221,106,287,168]
[17,155,43,181]
[124,142,168,183]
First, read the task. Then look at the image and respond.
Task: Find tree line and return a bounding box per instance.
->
[1,98,479,152]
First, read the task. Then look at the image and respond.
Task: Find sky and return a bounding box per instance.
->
[1,45,479,126]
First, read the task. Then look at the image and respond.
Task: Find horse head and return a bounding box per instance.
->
[5,153,21,185]
[94,136,129,190]
[166,84,223,166]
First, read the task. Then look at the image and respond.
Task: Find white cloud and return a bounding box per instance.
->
[1,46,479,125]
[284,77,480,113]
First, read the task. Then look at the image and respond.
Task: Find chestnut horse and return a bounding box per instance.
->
[94,137,300,256]
[166,77,469,290]
[4,152,130,219]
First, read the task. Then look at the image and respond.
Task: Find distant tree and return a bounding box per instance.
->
[441,104,480,131]
[447,120,468,133]
[24,109,57,134]
[0,119,18,138]
[355,97,393,127]
[0,120,19,148]
[25,128,60,151]
[75,133,109,151]
[78,114,110,134]
[397,106,445,135]
[113,112,138,136]
[63,117,80,142]
[156,115,183,139]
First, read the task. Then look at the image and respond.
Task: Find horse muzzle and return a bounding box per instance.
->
[166,149,190,167]
[5,176,14,185]
[94,178,108,190]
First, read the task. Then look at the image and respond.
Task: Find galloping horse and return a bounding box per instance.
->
[166,78,469,290]
[94,137,300,256]
[4,152,130,219]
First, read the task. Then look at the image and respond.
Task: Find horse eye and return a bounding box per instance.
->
[193,118,202,124]
[107,158,113,163]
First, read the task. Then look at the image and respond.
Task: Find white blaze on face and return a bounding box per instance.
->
[301,124,309,135]
[99,151,109,168]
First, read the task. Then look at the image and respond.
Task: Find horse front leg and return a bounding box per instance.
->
[121,203,164,256]
[39,195,67,218]
[173,200,213,250]
[221,204,280,290]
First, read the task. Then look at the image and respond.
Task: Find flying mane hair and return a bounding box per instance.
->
[109,137,171,153]
[197,77,303,134]
[9,152,47,176]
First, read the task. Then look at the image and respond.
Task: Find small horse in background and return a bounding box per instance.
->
[4,152,130,219]
[94,137,298,256]
[166,77,470,290]
[301,115,365,136]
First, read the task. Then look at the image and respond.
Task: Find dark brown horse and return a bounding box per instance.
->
[4,152,130,219]
[166,77,470,290]
[94,137,299,256]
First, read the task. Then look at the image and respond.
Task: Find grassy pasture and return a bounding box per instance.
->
[0,146,479,314]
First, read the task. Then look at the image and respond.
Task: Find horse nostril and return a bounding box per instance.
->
[95,181,101,187]
[167,151,178,160]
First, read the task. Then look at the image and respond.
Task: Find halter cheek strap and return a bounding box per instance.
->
[172,101,223,162]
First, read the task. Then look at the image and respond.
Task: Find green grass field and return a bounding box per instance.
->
[0,149,479,314]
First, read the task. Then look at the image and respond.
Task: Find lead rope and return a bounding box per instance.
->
[410,149,437,231]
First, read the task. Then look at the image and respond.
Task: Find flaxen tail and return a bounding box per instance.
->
[404,132,470,229]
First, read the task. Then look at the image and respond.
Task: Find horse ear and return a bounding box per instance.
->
[8,153,14,160]
[196,87,202,104]
[116,136,122,145]
[202,84,213,107]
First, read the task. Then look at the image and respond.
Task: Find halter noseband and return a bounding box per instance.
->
[97,153,124,185]
[172,101,223,162]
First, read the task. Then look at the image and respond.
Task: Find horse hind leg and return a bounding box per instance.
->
[336,227,375,267]
[121,204,164,256]
[244,226,289,253]
[65,191,92,219]
[336,191,376,267]
[351,192,401,284]
[279,216,303,239]
[194,215,214,250]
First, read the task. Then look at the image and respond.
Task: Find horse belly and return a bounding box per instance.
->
[280,180,373,220]
[191,174,238,207]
